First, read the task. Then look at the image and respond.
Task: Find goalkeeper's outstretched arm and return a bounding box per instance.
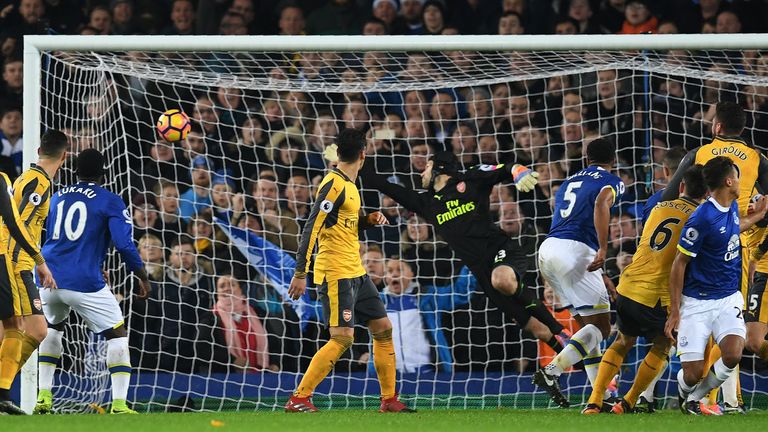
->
[359,164,427,215]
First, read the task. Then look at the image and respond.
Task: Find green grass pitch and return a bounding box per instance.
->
[6,410,768,432]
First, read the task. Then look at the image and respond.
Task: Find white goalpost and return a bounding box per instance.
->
[21,34,768,413]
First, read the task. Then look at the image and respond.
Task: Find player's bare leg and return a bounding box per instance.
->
[368,317,414,413]
[491,266,568,351]
[287,326,354,413]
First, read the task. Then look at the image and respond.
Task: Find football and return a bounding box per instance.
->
[156,109,191,142]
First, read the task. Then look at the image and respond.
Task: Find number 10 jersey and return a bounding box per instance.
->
[617,196,700,308]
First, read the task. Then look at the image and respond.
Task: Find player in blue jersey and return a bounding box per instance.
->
[533,138,625,408]
[642,147,686,224]
[665,156,768,415]
[34,149,150,415]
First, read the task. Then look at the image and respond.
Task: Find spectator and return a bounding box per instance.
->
[138,234,165,281]
[478,135,499,165]
[278,4,306,35]
[498,12,524,35]
[596,0,625,33]
[0,106,22,177]
[657,20,678,34]
[215,86,247,129]
[553,15,579,34]
[587,69,634,162]
[88,5,112,35]
[111,0,139,35]
[568,0,600,33]
[211,171,237,222]
[228,0,257,34]
[164,0,196,35]
[132,195,161,241]
[363,244,386,291]
[1,58,22,111]
[2,0,48,39]
[450,123,479,168]
[139,140,190,193]
[429,91,460,146]
[341,97,371,130]
[401,214,456,286]
[251,177,300,253]
[152,180,188,247]
[362,16,388,35]
[155,237,220,373]
[512,126,549,166]
[716,10,742,34]
[618,0,657,34]
[284,174,311,229]
[616,240,636,275]
[213,275,276,372]
[421,0,447,35]
[179,155,213,220]
[396,0,425,34]
[218,10,248,35]
[306,112,338,170]
[306,0,362,35]
[267,126,312,183]
[181,126,206,162]
[372,0,401,32]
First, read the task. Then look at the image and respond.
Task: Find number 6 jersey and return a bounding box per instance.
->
[42,182,144,293]
[548,165,625,251]
[617,197,700,308]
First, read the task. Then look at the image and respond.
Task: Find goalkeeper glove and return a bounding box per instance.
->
[512,164,539,192]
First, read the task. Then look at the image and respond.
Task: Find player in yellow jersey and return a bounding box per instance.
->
[0,133,59,414]
[582,165,707,415]
[0,130,68,415]
[284,128,414,414]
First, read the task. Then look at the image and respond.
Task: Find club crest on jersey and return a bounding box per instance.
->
[320,199,334,213]
[679,336,688,347]
[478,164,503,171]
[33,299,42,311]
[29,193,42,206]
[342,309,352,322]
[456,182,466,193]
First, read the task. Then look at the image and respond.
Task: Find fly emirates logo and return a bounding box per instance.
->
[437,199,476,225]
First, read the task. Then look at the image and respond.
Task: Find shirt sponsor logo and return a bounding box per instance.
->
[436,199,476,225]
[724,234,740,261]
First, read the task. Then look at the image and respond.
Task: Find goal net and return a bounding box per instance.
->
[24,35,768,412]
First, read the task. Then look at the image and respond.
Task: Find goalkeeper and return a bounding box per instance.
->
[360,152,568,352]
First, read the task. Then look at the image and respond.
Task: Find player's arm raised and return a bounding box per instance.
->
[290,177,342,300]
[661,150,696,202]
[359,162,426,215]
[587,186,614,272]
[0,175,56,288]
[358,208,389,233]
[107,196,150,299]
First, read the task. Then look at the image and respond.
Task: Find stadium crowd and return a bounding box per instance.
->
[2,0,768,378]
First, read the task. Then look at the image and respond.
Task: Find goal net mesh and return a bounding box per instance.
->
[35,46,768,412]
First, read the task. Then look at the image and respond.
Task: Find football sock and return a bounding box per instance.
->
[640,345,674,402]
[372,329,397,400]
[584,345,603,393]
[721,366,739,406]
[38,328,64,393]
[18,332,41,369]
[512,284,564,335]
[586,344,626,406]
[703,342,721,405]
[677,368,695,394]
[625,345,667,407]
[0,329,23,396]
[106,337,132,402]
[294,335,353,398]
[545,324,602,376]
[688,359,733,402]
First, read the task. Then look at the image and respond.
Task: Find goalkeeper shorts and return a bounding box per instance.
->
[318,275,387,328]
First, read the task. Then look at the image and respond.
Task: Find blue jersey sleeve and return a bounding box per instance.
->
[106,195,144,273]
[678,208,708,257]
[607,177,626,207]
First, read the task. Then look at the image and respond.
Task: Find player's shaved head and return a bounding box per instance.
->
[76,148,105,181]
[681,164,707,200]
[586,137,615,165]
[39,129,68,159]
[703,156,737,191]
[714,101,746,136]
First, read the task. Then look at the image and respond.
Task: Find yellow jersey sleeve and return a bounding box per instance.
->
[0,173,43,265]
[9,168,51,267]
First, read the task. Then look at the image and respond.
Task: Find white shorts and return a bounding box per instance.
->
[40,285,124,333]
[677,291,746,362]
[538,237,610,317]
